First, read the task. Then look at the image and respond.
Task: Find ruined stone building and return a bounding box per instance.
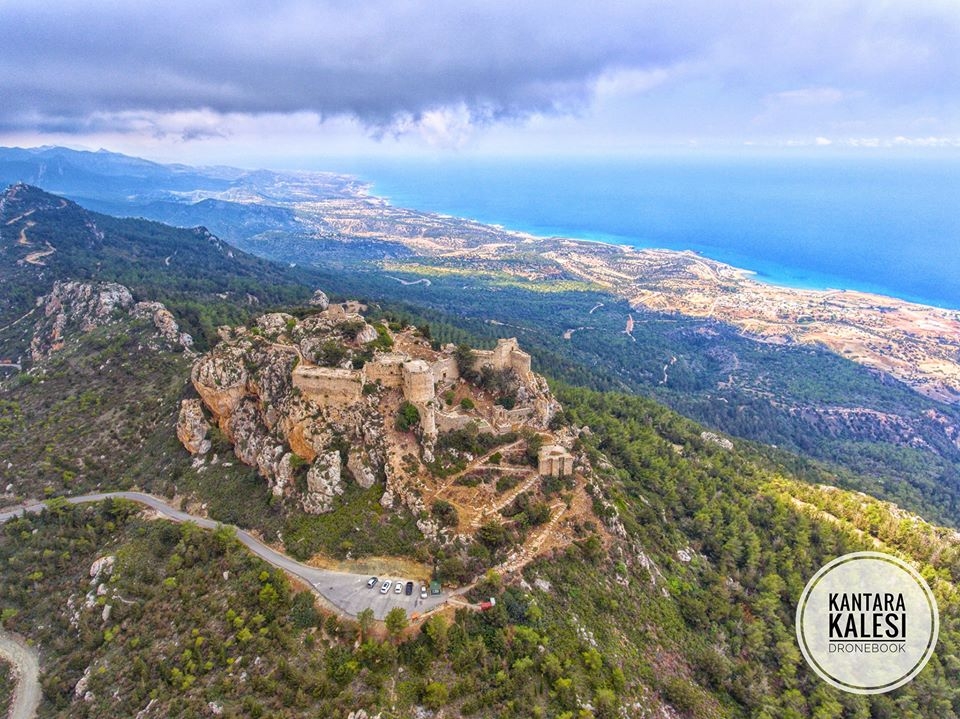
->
[538,444,574,477]
[291,336,537,428]
[472,338,532,380]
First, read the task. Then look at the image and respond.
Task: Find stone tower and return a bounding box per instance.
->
[401,359,437,436]
[401,360,435,403]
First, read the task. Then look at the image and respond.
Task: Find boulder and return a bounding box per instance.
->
[347,450,377,488]
[89,555,116,579]
[191,346,249,419]
[177,399,211,455]
[309,289,330,309]
[356,323,379,344]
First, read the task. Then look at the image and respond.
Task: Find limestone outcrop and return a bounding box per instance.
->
[177,399,211,455]
[179,301,566,529]
[191,346,250,418]
[303,451,344,514]
[181,305,390,512]
[308,289,330,309]
[29,280,193,360]
[132,301,193,348]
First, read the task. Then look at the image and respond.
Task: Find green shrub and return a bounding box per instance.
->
[395,402,420,432]
[431,500,459,527]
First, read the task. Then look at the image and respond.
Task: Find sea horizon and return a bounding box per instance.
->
[327,155,960,311]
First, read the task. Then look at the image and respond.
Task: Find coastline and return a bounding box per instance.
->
[369,183,956,315]
[319,181,960,403]
[355,158,960,312]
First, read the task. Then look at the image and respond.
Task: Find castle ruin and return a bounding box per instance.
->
[291,333,545,438]
[471,338,532,381]
[291,365,362,407]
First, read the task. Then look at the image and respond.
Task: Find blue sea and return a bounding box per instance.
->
[330,155,960,309]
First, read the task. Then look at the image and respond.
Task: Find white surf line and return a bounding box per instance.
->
[588,302,604,314]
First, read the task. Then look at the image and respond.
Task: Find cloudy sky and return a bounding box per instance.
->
[1,0,958,166]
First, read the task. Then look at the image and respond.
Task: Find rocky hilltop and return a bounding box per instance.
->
[179,299,589,552]
[29,280,194,360]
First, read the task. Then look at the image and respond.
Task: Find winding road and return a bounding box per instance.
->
[0,491,455,719]
[0,492,448,622]
[0,631,40,719]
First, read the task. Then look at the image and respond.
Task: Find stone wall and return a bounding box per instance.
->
[473,337,533,380]
[419,404,437,436]
[430,356,460,386]
[363,353,406,388]
[491,405,534,429]
[537,444,574,477]
[292,365,362,407]
[435,410,493,434]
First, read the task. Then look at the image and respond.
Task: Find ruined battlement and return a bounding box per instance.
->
[473,337,532,380]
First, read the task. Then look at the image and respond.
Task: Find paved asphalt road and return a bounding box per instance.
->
[0,492,449,621]
[0,631,40,719]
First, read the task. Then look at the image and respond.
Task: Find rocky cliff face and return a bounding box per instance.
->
[182,306,388,514]
[180,302,572,538]
[29,280,193,360]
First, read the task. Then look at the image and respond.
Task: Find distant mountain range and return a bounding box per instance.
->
[0,145,355,245]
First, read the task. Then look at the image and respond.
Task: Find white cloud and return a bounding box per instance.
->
[594,66,683,98]
[770,87,847,106]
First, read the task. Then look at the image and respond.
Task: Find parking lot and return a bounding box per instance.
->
[311,575,447,620]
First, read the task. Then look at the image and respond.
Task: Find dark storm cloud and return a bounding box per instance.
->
[0,0,957,137]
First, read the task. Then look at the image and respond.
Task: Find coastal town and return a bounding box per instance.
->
[295,191,960,405]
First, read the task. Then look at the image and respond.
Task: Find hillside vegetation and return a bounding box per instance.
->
[0,184,317,352]
[2,387,959,717]
[4,182,960,530]
[2,183,959,717]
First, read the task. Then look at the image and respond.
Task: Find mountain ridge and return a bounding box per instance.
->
[1,191,959,716]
